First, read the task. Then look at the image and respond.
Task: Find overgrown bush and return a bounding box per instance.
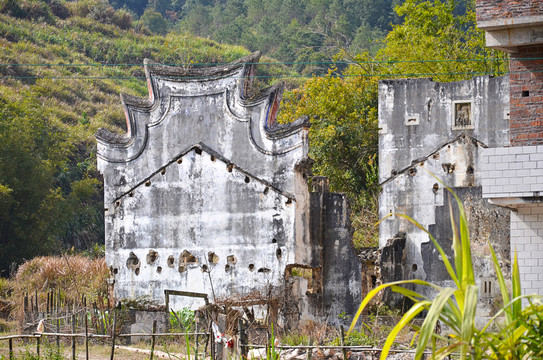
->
[0,0,55,23]
[49,0,69,20]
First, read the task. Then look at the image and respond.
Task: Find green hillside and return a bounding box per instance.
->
[0,0,293,274]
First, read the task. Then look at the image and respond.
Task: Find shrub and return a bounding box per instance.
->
[112,8,132,30]
[49,0,70,20]
[140,9,168,35]
[170,308,195,332]
[24,0,54,23]
[0,0,26,19]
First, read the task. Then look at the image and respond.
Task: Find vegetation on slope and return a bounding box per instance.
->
[110,0,403,75]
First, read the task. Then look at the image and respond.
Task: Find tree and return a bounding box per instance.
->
[0,94,69,274]
[377,0,507,82]
[0,89,102,275]
[110,0,148,16]
[140,8,168,35]
[178,3,211,37]
[278,62,379,247]
[278,64,379,207]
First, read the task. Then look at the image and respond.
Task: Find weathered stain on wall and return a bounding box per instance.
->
[378,76,511,314]
[96,52,361,325]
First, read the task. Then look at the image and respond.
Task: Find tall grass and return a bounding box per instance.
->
[11,255,110,322]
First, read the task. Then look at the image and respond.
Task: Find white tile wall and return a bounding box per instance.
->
[482,146,543,198]
[511,205,543,296]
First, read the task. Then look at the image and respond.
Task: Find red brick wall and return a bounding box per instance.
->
[510,45,543,146]
[476,0,543,22]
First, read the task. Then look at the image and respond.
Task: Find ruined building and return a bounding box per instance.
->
[378,0,543,310]
[96,52,361,326]
[378,76,512,313]
[477,0,543,296]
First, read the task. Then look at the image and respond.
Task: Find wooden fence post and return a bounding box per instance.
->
[9,338,13,360]
[110,309,117,360]
[24,293,28,321]
[340,326,347,360]
[72,314,76,360]
[56,290,60,353]
[85,312,89,360]
[209,322,215,360]
[195,322,199,360]
[238,318,248,359]
[306,339,314,360]
[149,320,157,360]
[35,290,38,319]
[36,336,40,358]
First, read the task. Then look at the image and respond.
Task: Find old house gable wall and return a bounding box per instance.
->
[96,52,361,325]
[378,76,511,314]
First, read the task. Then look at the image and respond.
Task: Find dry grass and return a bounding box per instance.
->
[10,255,110,323]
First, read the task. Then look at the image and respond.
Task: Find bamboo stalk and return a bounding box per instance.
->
[117,332,207,337]
[0,335,41,340]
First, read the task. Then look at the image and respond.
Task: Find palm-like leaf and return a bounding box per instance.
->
[351,175,543,359]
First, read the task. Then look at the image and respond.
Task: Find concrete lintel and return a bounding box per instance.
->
[478,16,543,31]
[484,25,543,51]
[488,196,543,208]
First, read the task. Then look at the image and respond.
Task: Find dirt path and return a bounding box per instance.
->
[0,342,195,359]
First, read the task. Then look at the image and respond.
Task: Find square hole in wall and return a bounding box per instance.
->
[452,101,474,130]
[405,114,420,126]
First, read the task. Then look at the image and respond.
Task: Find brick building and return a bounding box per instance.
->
[477,0,543,295]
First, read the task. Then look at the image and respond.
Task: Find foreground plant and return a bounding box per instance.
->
[348,180,539,359]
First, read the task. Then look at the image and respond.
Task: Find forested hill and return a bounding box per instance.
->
[112,0,402,75]
[0,0,291,274]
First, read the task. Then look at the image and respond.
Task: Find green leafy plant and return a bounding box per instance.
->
[170,307,195,332]
[331,325,381,347]
[281,331,309,346]
[348,178,539,360]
